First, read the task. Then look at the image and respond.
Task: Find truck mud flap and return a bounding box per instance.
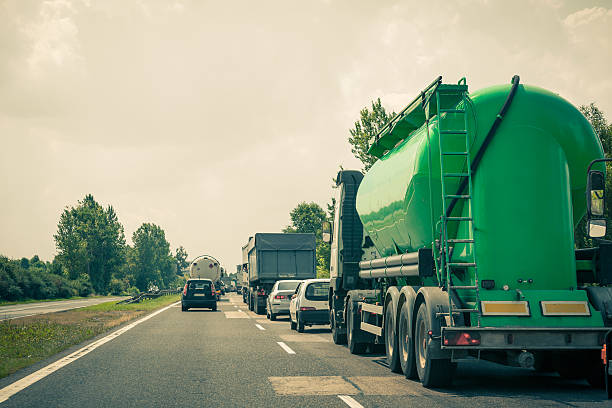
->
[605,330,612,399]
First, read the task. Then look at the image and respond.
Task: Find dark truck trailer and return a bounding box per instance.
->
[245,233,316,315]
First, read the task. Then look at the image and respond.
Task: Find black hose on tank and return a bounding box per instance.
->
[446,75,521,217]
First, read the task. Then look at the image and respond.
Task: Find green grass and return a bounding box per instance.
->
[82,295,180,312]
[0,295,111,307]
[0,294,179,379]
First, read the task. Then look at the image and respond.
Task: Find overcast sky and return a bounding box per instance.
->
[1,0,611,269]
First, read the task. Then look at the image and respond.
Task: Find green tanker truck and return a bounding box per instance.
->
[325,75,612,388]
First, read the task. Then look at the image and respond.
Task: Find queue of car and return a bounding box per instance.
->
[265,278,331,334]
[181,276,332,338]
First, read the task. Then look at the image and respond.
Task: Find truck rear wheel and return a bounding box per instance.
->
[398,302,418,379]
[385,303,402,373]
[331,310,347,344]
[415,302,455,387]
[347,301,366,354]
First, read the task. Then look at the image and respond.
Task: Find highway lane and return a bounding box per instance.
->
[0,297,128,321]
[0,293,609,407]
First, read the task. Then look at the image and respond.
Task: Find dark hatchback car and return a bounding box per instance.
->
[182,279,217,311]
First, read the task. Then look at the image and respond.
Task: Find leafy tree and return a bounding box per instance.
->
[175,246,189,272]
[283,202,331,277]
[348,98,395,172]
[575,104,612,248]
[131,223,175,290]
[54,194,126,293]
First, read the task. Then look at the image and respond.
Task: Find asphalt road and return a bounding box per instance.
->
[0,293,609,407]
[0,297,127,321]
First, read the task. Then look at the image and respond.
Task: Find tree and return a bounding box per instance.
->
[54,194,126,293]
[348,98,395,172]
[175,246,189,273]
[574,104,612,248]
[283,202,331,277]
[131,223,175,290]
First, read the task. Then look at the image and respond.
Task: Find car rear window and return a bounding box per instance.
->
[189,281,211,290]
[305,281,329,301]
[278,281,300,291]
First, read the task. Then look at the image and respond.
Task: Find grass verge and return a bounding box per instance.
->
[0,295,110,307]
[0,294,180,379]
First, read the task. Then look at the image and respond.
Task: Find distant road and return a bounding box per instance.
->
[0,297,127,321]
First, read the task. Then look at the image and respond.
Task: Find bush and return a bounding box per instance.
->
[108,278,127,296]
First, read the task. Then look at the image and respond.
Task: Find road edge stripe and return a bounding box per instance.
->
[0,301,180,403]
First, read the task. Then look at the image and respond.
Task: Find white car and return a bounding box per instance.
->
[266,280,302,320]
[289,278,330,333]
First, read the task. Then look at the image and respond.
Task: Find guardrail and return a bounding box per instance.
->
[117,289,181,304]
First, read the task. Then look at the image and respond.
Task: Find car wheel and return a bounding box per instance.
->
[181,305,187,312]
[270,310,276,321]
[212,304,217,311]
[290,315,297,330]
[297,313,305,333]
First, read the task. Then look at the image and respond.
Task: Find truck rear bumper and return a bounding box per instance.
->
[441,327,607,350]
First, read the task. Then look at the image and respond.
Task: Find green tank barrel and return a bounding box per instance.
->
[356,83,604,292]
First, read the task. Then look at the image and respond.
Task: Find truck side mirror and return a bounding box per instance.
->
[586,170,607,238]
[587,170,605,217]
[322,221,332,243]
[588,219,607,238]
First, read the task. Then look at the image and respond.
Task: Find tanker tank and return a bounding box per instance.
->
[189,255,221,282]
[356,82,604,293]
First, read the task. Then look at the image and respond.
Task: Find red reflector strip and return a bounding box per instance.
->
[443,332,481,346]
[274,295,286,299]
[300,307,316,311]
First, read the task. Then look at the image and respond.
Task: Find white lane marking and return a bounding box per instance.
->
[338,395,365,408]
[234,305,238,308]
[255,324,265,331]
[0,301,180,404]
[277,341,296,355]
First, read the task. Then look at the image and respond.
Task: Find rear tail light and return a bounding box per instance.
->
[300,307,316,311]
[443,331,481,346]
[274,295,286,300]
[259,288,266,295]
[182,284,187,296]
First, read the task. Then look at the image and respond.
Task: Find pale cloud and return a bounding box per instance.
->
[24,0,83,78]
[0,0,610,267]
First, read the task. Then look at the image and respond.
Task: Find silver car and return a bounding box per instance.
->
[266,280,302,320]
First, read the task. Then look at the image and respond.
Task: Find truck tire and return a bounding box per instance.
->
[347,301,366,354]
[331,310,347,344]
[385,303,402,373]
[398,302,418,379]
[415,302,455,387]
[297,313,305,333]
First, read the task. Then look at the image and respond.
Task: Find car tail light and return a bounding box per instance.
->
[300,307,315,311]
[182,284,187,296]
[259,288,266,295]
[274,295,286,300]
[443,331,481,346]
[211,284,215,294]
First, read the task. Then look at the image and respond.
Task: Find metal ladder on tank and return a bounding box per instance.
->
[435,79,481,327]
